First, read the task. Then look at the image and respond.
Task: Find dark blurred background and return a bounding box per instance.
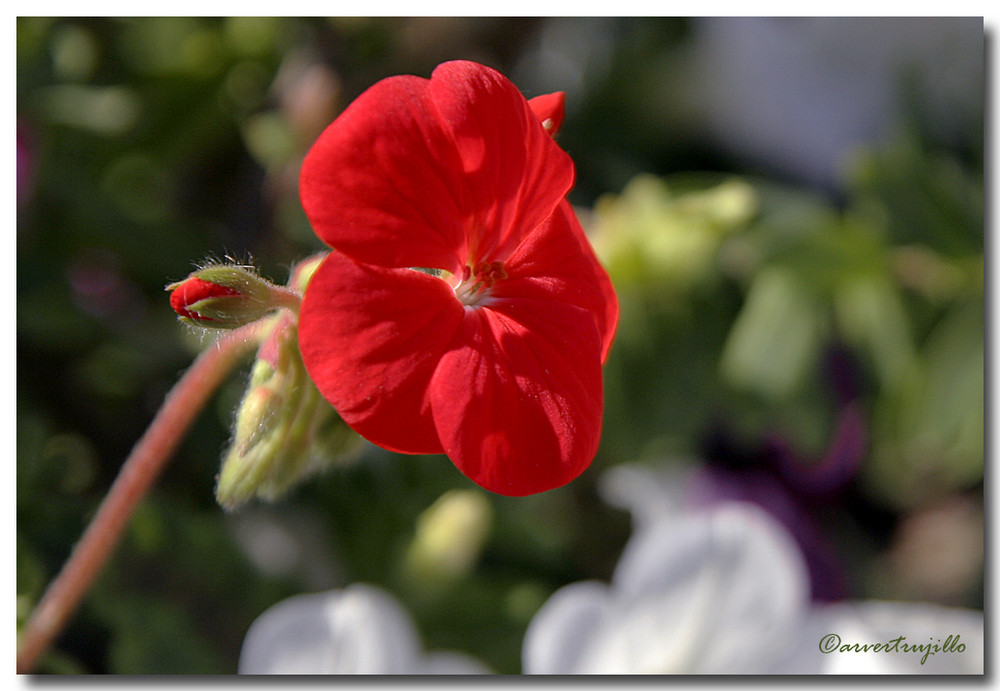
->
[17,17,984,673]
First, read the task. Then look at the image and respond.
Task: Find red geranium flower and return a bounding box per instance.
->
[298,60,618,496]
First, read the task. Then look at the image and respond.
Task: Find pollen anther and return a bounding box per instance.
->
[456,260,507,306]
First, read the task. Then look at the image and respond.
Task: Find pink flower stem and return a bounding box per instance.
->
[17,321,266,674]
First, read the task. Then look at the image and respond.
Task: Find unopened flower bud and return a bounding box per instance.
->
[230,377,283,456]
[403,489,493,590]
[215,309,360,510]
[167,264,297,328]
[288,252,326,294]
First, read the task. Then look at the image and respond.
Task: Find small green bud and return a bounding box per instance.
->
[231,380,283,456]
[403,490,493,590]
[288,252,326,293]
[215,312,360,510]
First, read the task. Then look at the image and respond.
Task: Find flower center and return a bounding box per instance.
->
[455,261,507,307]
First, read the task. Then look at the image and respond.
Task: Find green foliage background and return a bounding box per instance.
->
[17,17,984,674]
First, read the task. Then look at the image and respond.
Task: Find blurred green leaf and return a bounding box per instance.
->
[834,275,916,389]
[846,131,983,256]
[720,267,827,399]
[868,298,984,508]
[590,174,756,294]
[102,595,228,674]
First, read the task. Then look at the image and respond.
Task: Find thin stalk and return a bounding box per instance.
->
[269,284,303,314]
[17,322,266,674]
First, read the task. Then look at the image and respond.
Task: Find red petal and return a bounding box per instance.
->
[300,62,575,275]
[299,75,469,275]
[427,61,575,263]
[528,92,566,135]
[496,201,619,362]
[429,301,604,496]
[298,252,464,454]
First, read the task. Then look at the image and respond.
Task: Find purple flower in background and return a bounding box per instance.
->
[690,347,867,602]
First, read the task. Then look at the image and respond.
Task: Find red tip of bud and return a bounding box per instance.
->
[169,277,240,322]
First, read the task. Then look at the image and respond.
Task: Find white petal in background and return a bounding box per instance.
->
[523,502,809,673]
[597,460,692,532]
[523,463,984,675]
[520,581,613,674]
[238,462,983,675]
[239,583,490,674]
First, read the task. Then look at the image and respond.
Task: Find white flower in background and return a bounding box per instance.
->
[240,583,490,674]
[522,463,983,674]
[523,502,807,673]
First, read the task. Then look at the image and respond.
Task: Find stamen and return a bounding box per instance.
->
[455,261,507,307]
